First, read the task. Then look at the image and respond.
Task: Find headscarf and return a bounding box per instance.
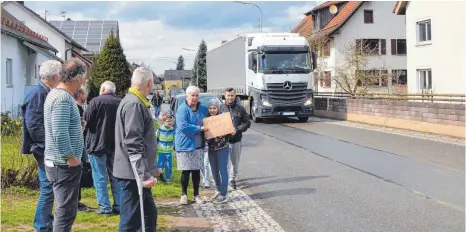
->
[207,99,221,116]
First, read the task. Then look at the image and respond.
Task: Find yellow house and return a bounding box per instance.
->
[163,80,182,96]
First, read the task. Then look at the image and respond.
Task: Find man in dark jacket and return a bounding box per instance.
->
[151,91,163,118]
[84,81,122,215]
[221,88,251,189]
[21,60,61,232]
[114,67,159,231]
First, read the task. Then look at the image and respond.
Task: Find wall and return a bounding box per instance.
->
[405,2,466,94]
[315,97,465,138]
[3,2,66,60]
[328,1,407,92]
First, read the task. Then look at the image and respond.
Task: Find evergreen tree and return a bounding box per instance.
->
[192,39,207,92]
[88,34,132,101]
[176,55,185,70]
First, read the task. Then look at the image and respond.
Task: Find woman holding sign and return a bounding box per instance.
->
[175,86,208,205]
[205,100,235,203]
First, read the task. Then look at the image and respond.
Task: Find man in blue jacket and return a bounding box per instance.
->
[21,60,62,232]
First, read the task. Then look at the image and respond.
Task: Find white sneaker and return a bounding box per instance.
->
[210,191,220,201]
[213,195,228,204]
[180,195,188,205]
[194,195,204,204]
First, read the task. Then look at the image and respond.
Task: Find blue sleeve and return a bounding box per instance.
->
[25,90,46,143]
[176,106,201,134]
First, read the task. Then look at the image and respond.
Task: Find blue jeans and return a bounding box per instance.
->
[34,165,54,232]
[157,153,172,181]
[118,179,157,232]
[88,153,121,213]
[208,147,230,196]
[154,106,161,118]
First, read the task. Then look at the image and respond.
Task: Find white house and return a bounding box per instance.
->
[394,1,466,95]
[2,2,92,67]
[1,8,63,118]
[299,1,407,93]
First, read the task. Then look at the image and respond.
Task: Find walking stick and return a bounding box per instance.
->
[129,155,146,232]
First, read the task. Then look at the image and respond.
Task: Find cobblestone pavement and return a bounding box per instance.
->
[191,189,285,232]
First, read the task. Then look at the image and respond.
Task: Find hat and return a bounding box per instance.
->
[208,99,220,108]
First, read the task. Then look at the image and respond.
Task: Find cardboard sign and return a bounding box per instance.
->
[203,112,236,139]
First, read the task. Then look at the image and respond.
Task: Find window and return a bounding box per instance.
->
[356,39,386,55]
[364,10,373,24]
[356,69,388,86]
[5,58,12,87]
[392,69,407,85]
[320,71,331,88]
[417,20,431,43]
[391,39,407,55]
[418,69,432,90]
[319,41,330,57]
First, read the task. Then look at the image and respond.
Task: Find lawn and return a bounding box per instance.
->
[1,119,188,231]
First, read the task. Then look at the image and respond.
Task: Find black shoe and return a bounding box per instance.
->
[230,180,237,190]
[95,210,113,216]
[112,209,120,215]
[78,202,90,212]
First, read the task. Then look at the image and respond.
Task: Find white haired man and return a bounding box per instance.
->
[21,60,61,232]
[44,58,87,232]
[84,81,122,215]
[114,67,159,231]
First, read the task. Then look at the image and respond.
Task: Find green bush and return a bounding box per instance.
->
[1,111,22,136]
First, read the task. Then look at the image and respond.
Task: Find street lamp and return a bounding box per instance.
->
[234,1,262,32]
[182,48,199,87]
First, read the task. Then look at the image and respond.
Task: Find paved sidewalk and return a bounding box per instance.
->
[160,189,285,232]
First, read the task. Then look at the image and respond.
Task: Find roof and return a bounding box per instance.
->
[393,1,408,15]
[2,1,88,51]
[310,1,364,39]
[23,41,64,62]
[305,1,346,15]
[1,8,58,53]
[164,70,193,80]
[50,20,119,54]
[291,15,313,37]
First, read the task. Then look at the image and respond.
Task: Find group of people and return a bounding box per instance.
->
[20,58,250,232]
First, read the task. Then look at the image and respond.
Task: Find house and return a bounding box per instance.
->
[2,2,92,69]
[302,1,407,93]
[394,1,466,95]
[50,19,120,61]
[1,8,63,118]
[163,70,193,89]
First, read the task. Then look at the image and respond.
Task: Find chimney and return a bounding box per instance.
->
[221,40,228,44]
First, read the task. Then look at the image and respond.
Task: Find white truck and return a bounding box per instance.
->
[207,33,316,122]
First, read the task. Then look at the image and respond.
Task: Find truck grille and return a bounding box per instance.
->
[266,82,307,104]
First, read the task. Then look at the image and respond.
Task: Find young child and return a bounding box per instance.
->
[156,112,175,184]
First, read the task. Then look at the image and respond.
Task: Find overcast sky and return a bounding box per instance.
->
[25,1,317,74]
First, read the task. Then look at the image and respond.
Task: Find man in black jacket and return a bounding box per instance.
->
[84,81,122,215]
[221,88,251,189]
[151,91,163,118]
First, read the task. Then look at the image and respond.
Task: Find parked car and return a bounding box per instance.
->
[168,88,185,103]
[169,93,223,115]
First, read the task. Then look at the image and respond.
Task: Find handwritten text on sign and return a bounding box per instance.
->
[202,112,236,139]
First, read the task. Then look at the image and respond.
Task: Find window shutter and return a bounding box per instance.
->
[381,39,386,55]
[391,39,397,55]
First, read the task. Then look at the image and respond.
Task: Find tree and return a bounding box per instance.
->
[311,38,389,94]
[88,34,132,100]
[176,55,185,70]
[192,39,207,92]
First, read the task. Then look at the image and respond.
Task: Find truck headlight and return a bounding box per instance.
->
[262,99,272,107]
[304,96,313,106]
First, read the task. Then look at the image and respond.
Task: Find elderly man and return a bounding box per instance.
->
[84,81,121,215]
[44,58,87,232]
[21,60,61,232]
[114,67,159,232]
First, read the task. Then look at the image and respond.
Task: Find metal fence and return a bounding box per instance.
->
[314,92,466,103]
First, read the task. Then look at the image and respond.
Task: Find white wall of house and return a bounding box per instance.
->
[1,34,47,118]
[405,1,466,94]
[3,2,66,60]
[321,1,407,92]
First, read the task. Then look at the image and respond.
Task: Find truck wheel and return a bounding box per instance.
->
[298,117,309,123]
[251,102,262,123]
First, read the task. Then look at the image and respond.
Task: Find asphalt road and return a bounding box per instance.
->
[238,121,465,232]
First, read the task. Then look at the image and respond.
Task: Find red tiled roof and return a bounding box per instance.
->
[1,8,58,52]
[393,1,408,15]
[292,15,313,37]
[312,1,346,11]
[312,1,363,39]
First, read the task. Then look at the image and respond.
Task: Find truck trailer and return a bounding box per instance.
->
[207,33,316,122]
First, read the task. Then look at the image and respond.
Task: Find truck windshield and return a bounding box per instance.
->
[259,52,310,74]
